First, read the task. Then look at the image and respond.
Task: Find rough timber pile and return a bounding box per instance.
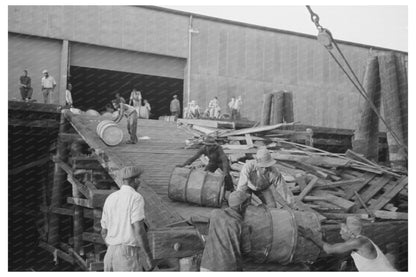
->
[177,118,408,224]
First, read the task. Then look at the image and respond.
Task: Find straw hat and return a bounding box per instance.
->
[119,166,143,180]
[203,136,217,145]
[42,69,48,74]
[256,148,276,167]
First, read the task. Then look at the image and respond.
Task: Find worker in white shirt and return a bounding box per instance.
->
[101,166,154,271]
[65,83,73,107]
[112,100,138,144]
[298,216,397,271]
[41,69,56,104]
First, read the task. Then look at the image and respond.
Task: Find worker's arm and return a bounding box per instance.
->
[322,239,362,255]
[180,147,204,167]
[218,147,230,175]
[132,220,154,271]
[100,228,109,247]
[271,169,296,209]
[236,162,256,192]
[113,104,124,123]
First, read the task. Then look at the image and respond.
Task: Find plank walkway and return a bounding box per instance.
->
[65,111,215,227]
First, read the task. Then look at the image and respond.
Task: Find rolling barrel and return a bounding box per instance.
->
[168,167,224,207]
[96,120,124,146]
[244,205,322,264]
[86,109,100,116]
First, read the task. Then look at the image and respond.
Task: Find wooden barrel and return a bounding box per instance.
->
[244,205,321,264]
[86,109,100,116]
[168,167,224,207]
[96,120,124,146]
[101,112,113,119]
[70,108,83,114]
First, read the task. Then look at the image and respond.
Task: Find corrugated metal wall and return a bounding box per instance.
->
[8,6,189,58]
[188,17,399,129]
[8,33,62,101]
[8,6,407,129]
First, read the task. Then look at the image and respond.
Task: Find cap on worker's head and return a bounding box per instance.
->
[42,69,48,74]
[345,216,362,236]
[119,166,143,180]
[256,147,276,167]
[203,136,217,145]
[228,191,250,207]
[173,95,177,98]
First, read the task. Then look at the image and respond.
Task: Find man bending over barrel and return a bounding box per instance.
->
[200,191,251,271]
[298,216,397,271]
[236,147,295,209]
[177,136,234,191]
[112,100,138,144]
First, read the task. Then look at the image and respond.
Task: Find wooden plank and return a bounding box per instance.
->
[355,176,392,207]
[297,175,318,201]
[148,227,204,259]
[245,134,254,147]
[356,209,408,220]
[219,122,297,137]
[9,156,50,175]
[67,175,93,200]
[369,176,408,210]
[314,178,364,189]
[38,241,74,264]
[311,191,356,212]
[320,213,369,220]
[344,173,376,199]
[71,157,102,170]
[59,132,83,143]
[177,118,235,129]
[67,197,93,208]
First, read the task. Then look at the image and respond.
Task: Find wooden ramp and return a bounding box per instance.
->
[65,111,215,228]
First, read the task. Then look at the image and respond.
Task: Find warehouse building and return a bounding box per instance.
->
[9,5,407,128]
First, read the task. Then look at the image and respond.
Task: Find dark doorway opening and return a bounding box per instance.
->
[69,66,184,119]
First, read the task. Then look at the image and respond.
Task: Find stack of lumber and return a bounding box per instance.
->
[178,120,408,224]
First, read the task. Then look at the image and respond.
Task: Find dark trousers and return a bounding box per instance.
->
[20,87,33,100]
[205,163,234,191]
[250,187,277,208]
[127,111,138,143]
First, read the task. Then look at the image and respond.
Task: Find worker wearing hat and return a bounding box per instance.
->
[112,100,138,144]
[236,147,295,209]
[178,135,234,191]
[41,69,56,104]
[200,190,251,271]
[170,94,181,118]
[298,216,397,271]
[101,166,154,271]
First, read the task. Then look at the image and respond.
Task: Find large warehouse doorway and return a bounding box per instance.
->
[69,66,183,119]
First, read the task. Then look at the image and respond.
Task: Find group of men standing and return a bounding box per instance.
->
[19,69,57,104]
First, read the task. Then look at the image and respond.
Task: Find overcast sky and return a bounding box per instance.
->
[163,5,408,52]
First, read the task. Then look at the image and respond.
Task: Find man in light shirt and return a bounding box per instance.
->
[65,83,73,107]
[41,69,56,104]
[101,166,154,271]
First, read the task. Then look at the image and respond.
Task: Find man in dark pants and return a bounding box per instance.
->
[19,69,33,101]
[200,190,251,271]
[178,136,234,191]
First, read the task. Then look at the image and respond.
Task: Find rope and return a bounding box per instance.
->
[305,6,407,153]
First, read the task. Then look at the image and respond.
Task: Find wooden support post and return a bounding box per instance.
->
[58,39,69,105]
[72,167,84,255]
[48,111,69,246]
[270,91,284,125]
[260,93,273,126]
[93,209,105,262]
[353,56,381,162]
[378,53,407,170]
[283,91,294,123]
[394,54,408,147]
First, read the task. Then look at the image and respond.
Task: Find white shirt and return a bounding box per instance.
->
[65,89,73,105]
[41,75,56,89]
[101,185,145,246]
[351,238,397,271]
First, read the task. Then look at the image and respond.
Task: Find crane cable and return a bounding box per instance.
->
[305,6,407,153]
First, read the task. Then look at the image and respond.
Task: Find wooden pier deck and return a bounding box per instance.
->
[65,111,215,228]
